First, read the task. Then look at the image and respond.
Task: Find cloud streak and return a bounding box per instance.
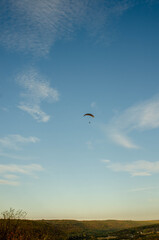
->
[0,0,135,55]
[103,159,159,176]
[0,163,43,174]
[17,68,59,122]
[106,96,159,148]
[86,140,93,150]
[0,179,20,186]
[0,163,43,186]
[128,187,157,192]
[0,134,39,151]
[110,131,139,149]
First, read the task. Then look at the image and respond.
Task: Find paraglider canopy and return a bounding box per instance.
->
[83,113,95,124]
[83,113,94,118]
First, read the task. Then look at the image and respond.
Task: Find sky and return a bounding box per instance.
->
[0,0,159,220]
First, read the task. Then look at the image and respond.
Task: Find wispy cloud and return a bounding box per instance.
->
[4,174,19,180]
[19,104,50,123]
[0,179,20,186]
[106,95,159,148]
[91,102,96,108]
[0,151,37,161]
[0,163,43,174]
[0,0,135,55]
[17,68,59,122]
[101,159,110,163]
[0,134,39,151]
[86,140,93,150]
[128,187,157,192]
[109,131,139,149]
[103,159,159,176]
[1,107,9,112]
[0,174,20,186]
[0,163,43,185]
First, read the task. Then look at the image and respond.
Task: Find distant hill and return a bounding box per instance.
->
[107,223,159,240]
[40,219,159,237]
[45,219,159,231]
[1,218,159,239]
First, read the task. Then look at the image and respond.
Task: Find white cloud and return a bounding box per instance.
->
[101,159,110,163]
[0,134,39,150]
[107,95,159,148]
[0,151,36,161]
[0,163,43,186]
[18,69,59,102]
[4,174,19,180]
[128,187,157,192]
[131,172,151,176]
[0,0,134,55]
[0,179,19,186]
[0,163,43,174]
[19,104,50,122]
[17,68,59,122]
[110,131,139,149]
[114,97,159,130]
[1,107,9,112]
[103,159,159,176]
[91,102,96,108]
[86,140,93,150]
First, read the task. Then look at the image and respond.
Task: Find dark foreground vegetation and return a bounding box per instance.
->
[1,209,159,239]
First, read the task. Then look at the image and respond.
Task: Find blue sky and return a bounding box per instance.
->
[0,0,159,220]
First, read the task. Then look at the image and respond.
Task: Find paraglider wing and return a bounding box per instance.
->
[83,113,94,118]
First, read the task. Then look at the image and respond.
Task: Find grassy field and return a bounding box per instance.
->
[1,219,159,239]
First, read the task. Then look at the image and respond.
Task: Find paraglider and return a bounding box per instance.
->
[83,113,94,123]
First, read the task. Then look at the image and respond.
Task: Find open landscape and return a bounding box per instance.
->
[1,217,159,240]
[1,0,159,239]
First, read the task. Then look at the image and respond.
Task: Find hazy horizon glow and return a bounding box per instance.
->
[1,0,159,220]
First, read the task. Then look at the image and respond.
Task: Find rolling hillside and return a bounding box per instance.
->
[45,219,159,234]
[1,219,159,239]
